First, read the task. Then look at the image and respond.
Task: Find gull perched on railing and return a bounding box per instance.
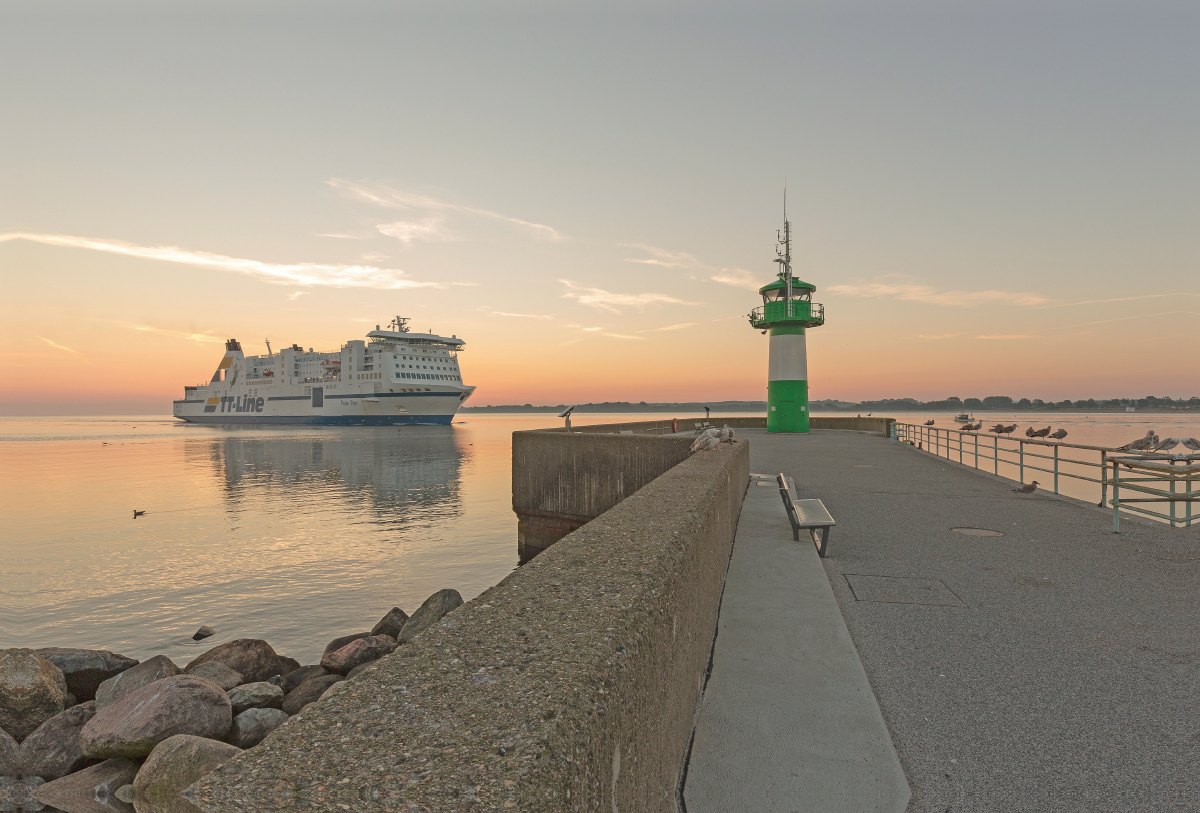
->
[1150,437,1181,452]
[1031,426,1052,439]
[1182,438,1200,452]
[1049,428,1068,441]
[1118,430,1158,451]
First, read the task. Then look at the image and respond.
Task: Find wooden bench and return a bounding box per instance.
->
[777,473,836,558]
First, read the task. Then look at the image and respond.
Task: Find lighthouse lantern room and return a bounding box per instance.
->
[747,207,825,433]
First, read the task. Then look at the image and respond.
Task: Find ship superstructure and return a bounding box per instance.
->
[172,317,475,425]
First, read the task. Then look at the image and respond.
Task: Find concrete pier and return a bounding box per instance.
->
[727,428,1198,811]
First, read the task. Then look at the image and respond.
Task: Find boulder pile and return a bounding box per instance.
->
[0,589,463,813]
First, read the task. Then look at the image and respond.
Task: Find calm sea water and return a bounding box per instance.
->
[2,411,1195,666]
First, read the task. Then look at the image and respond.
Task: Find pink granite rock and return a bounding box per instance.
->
[19,700,98,780]
[184,639,283,683]
[318,635,397,676]
[33,757,137,812]
[132,734,239,810]
[0,649,68,742]
[95,655,180,710]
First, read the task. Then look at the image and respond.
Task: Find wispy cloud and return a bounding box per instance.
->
[485,310,553,320]
[976,334,1033,340]
[640,322,698,332]
[710,268,763,293]
[1032,293,1200,310]
[560,280,699,314]
[39,337,81,355]
[621,244,700,269]
[0,232,442,290]
[827,280,1048,308]
[604,333,645,340]
[102,321,224,344]
[329,179,563,242]
[287,292,308,301]
[918,333,959,340]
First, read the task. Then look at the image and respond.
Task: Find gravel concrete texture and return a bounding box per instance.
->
[747,428,1198,812]
[191,439,749,812]
[684,475,910,813]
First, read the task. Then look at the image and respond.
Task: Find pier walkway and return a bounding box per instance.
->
[687,428,1197,812]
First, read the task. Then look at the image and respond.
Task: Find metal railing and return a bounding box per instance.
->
[892,422,1198,531]
[748,301,824,327]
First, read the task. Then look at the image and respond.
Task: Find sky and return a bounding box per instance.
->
[1,0,1197,414]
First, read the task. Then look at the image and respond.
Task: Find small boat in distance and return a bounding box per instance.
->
[172,317,475,425]
[953,412,973,423]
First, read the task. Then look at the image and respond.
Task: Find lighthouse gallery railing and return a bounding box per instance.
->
[892,422,1198,531]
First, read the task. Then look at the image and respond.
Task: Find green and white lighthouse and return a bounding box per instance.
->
[748,209,824,433]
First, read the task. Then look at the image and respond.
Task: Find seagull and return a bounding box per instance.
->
[133,510,146,519]
[1118,430,1157,451]
[1025,427,1037,438]
[1031,426,1051,439]
[924,420,935,426]
[1049,428,1068,441]
[690,433,721,453]
[1012,481,1039,494]
[1151,437,1180,452]
[1181,438,1200,452]
[989,424,1006,434]
[1000,424,1018,435]
[718,425,736,443]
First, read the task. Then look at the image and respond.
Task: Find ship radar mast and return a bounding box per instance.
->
[388,316,411,334]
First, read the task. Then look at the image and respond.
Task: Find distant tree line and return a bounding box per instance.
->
[823,396,1200,412]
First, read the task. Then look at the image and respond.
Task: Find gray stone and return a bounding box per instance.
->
[319,635,397,676]
[184,639,282,684]
[280,675,343,716]
[95,655,180,710]
[274,656,301,678]
[0,649,68,743]
[280,665,327,694]
[132,735,238,811]
[320,633,369,660]
[0,726,19,776]
[191,626,216,641]
[114,784,133,803]
[79,676,231,759]
[33,757,137,812]
[0,775,44,812]
[181,663,241,692]
[63,691,77,708]
[18,701,98,780]
[225,683,283,716]
[345,660,380,680]
[398,589,464,644]
[225,708,288,749]
[370,607,409,639]
[34,650,137,704]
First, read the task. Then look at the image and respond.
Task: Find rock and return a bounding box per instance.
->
[370,607,409,639]
[19,701,98,780]
[225,708,288,749]
[266,674,284,688]
[191,626,216,641]
[0,649,68,743]
[398,589,464,644]
[183,662,242,692]
[114,784,134,803]
[225,683,283,716]
[33,757,138,812]
[79,676,232,759]
[319,635,397,676]
[275,656,301,677]
[95,655,180,711]
[281,665,327,694]
[132,735,238,811]
[34,650,138,704]
[0,776,44,812]
[281,675,343,716]
[184,639,282,684]
[0,725,20,776]
[64,691,78,708]
[346,660,380,680]
[321,632,369,660]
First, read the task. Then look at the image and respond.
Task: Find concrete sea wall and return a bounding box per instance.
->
[194,437,749,812]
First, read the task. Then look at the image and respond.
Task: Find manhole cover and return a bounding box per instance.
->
[952,527,1004,537]
[845,575,967,607]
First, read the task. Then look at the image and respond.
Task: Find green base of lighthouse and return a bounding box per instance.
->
[767,379,809,433]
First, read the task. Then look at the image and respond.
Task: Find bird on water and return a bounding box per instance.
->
[924,420,935,426]
[132,510,145,519]
[1012,481,1039,494]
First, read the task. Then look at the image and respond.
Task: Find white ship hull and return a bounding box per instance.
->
[173,321,475,426]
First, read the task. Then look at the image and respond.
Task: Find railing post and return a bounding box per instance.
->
[994,436,999,475]
[974,434,979,470]
[1098,450,1108,507]
[1019,440,1025,484]
[1053,444,1059,494]
[1169,461,1177,527]
[1112,460,1120,533]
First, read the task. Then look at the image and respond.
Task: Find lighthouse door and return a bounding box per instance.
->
[779,400,798,429]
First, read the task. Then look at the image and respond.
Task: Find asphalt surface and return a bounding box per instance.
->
[743,428,1197,813]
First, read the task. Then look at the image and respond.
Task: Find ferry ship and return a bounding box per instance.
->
[172,317,475,425]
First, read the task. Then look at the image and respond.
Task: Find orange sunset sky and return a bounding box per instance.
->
[2,2,1197,414]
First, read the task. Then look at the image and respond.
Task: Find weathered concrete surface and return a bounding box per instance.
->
[511,431,694,555]
[747,428,1199,812]
[192,439,749,812]
[684,474,910,813]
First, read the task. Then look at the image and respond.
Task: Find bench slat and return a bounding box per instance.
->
[793,498,835,528]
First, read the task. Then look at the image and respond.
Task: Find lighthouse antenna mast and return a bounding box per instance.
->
[776,187,793,316]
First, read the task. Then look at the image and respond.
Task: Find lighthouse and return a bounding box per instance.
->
[748,209,824,433]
